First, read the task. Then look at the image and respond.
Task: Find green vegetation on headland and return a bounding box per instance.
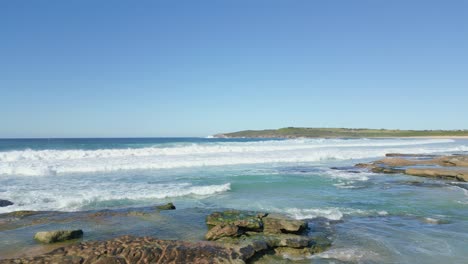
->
[215,127,468,138]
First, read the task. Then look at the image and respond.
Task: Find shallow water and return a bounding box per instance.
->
[0,137,467,263]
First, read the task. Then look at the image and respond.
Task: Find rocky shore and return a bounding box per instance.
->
[355,153,468,182]
[0,207,333,263]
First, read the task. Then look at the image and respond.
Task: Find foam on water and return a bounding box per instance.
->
[312,247,382,262]
[283,207,389,221]
[1,138,465,176]
[0,182,231,213]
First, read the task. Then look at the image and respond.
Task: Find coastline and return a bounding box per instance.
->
[214,127,468,139]
[214,135,468,139]
[395,136,468,139]
[1,138,468,263]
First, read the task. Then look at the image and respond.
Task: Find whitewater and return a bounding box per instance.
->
[1,138,466,176]
[1,137,468,263]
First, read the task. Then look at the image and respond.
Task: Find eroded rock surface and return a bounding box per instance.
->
[1,235,251,264]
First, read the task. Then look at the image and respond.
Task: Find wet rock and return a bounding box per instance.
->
[385,153,439,157]
[262,213,307,234]
[355,154,468,181]
[0,200,13,207]
[436,156,468,167]
[125,210,150,216]
[330,167,362,173]
[405,168,468,182]
[205,224,241,240]
[34,230,84,243]
[371,155,468,168]
[247,233,312,248]
[355,163,375,169]
[374,158,423,167]
[422,217,450,225]
[3,210,40,218]
[154,202,176,210]
[206,210,263,230]
[205,210,330,260]
[370,166,405,174]
[3,235,253,264]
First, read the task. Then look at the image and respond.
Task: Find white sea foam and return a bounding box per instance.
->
[0,182,231,213]
[311,247,381,262]
[325,169,375,181]
[284,207,389,221]
[0,138,465,176]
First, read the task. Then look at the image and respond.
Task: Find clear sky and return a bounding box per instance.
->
[1,0,467,138]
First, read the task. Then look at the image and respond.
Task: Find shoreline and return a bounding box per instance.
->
[214,135,468,139]
[0,207,333,263]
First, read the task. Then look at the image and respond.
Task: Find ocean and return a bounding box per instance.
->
[1,137,467,263]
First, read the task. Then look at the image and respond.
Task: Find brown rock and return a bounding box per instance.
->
[205,224,240,240]
[374,158,422,167]
[262,213,307,234]
[370,166,405,174]
[2,236,251,264]
[405,168,468,182]
[435,156,468,167]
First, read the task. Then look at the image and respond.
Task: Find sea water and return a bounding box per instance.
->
[0,137,467,263]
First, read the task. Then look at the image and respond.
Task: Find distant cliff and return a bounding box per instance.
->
[214,127,468,138]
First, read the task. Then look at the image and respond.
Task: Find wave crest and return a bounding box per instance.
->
[0,138,464,176]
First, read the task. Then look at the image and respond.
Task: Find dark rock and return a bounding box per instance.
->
[330,167,362,173]
[370,166,405,174]
[0,200,13,207]
[385,153,439,158]
[34,230,84,243]
[154,202,176,210]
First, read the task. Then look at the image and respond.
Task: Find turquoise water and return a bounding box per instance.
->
[0,138,467,263]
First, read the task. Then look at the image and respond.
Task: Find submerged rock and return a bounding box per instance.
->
[34,230,84,243]
[154,202,176,210]
[0,200,13,207]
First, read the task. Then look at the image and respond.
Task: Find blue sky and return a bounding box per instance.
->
[1,0,467,137]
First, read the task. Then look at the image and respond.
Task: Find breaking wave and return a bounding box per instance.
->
[0,138,465,176]
[0,183,231,213]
